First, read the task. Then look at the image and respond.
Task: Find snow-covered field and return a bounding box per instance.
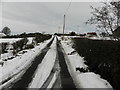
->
[0,38,22,44]
[59,36,112,88]
[1,37,35,60]
[0,37,53,89]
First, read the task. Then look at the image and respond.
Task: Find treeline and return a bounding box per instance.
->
[54,32,77,36]
[2,32,51,38]
[34,33,52,43]
[73,38,120,90]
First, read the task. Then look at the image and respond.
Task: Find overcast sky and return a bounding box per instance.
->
[1,2,103,34]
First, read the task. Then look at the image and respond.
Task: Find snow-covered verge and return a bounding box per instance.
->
[0,37,53,89]
[59,36,113,88]
[29,37,57,88]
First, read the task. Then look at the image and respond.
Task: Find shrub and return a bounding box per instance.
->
[34,34,52,43]
[25,44,34,49]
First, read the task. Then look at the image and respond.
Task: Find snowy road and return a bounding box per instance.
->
[2,36,77,89]
[40,37,77,89]
[30,36,76,89]
[1,36,112,89]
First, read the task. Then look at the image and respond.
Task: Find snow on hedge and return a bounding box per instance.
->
[60,36,112,88]
[0,37,53,88]
[29,37,57,88]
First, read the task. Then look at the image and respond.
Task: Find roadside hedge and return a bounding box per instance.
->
[73,38,120,90]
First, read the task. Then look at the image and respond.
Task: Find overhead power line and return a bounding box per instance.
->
[64,0,72,15]
[63,0,72,36]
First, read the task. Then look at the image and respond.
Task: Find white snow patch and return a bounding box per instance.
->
[0,38,22,44]
[0,33,6,37]
[77,72,112,88]
[27,37,34,45]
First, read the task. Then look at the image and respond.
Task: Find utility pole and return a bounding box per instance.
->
[62,0,72,36]
[63,14,66,36]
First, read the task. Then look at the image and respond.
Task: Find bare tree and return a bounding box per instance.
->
[2,26,11,36]
[110,1,120,27]
[86,1,120,38]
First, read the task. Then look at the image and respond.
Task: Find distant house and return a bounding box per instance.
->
[87,32,97,37]
[0,33,6,38]
[113,27,120,37]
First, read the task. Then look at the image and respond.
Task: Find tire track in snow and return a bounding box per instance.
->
[5,37,54,89]
[56,37,77,89]
[41,43,61,89]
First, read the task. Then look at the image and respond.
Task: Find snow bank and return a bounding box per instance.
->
[29,37,57,88]
[0,33,6,37]
[59,36,112,88]
[0,37,53,88]
[77,72,112,88]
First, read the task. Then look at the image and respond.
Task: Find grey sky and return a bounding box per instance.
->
[2,2,103,34]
